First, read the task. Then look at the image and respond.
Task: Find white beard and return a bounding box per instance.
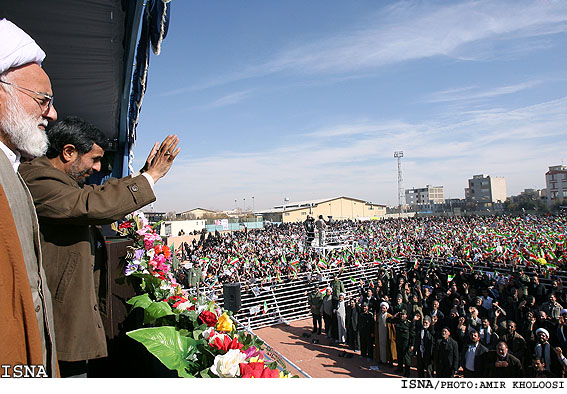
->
[0,90,49,158]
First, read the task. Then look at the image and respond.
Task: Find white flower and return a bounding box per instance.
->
[196,304,208,314]
[202,327,215,339]
[176,301,193,311]
[210,349,246,378]
[146,249,155,259]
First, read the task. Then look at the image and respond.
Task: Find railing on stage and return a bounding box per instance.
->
[302,228,357,256]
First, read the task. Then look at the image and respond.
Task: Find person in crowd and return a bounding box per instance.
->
[501,320,527,366]
[534,328,567,377]
[460,330,488,378]
[479,317,499,350]
[19,117,179,377]
[358,303,374,360]
[307,283,323,334]
[335,293,347,344]
[375,301,396,365]
[388,310,414,377]
[433,327,459,378]
[346,298,360,352]
[414,315,435,378]
[322,287,334,339]
[541,293,563,321]
[0,18,58,377]
[525,357,556,378]
[483,341,523,378]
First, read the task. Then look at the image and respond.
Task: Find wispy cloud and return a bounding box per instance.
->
[183,90,253,111]
[159,1,567,96]
[425,81,542,103]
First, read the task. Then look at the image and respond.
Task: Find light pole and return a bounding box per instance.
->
[243,198,246,212]
[234,199,237,210]
[252,196,255,212]
[394,151,404,217]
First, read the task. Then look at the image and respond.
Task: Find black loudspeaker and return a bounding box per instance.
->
[223,283,241,313]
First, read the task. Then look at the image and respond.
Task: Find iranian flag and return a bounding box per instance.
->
[318,259,327,269]
[228,257,239,265]
[263,301,269,314]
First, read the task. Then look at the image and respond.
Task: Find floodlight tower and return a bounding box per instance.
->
[394,151,404,215]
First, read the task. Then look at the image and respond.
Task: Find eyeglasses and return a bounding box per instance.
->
[0,80,54,113]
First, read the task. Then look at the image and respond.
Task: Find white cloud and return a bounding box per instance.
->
[149,96,567,211]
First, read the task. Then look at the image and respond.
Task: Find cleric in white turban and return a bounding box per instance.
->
[0,18,46,74]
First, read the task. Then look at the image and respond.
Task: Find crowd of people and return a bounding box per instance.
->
[174,214,566,291]
[172,214,567,378]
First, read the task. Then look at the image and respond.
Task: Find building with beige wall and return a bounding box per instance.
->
[259,196,386,223]
[159,219,206,237]
[177,208,217,219]
[465,174,507,210]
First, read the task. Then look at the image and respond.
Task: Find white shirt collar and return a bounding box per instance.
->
[0,140,21,172]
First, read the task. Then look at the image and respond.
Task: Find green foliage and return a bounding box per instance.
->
[143,301,174,324]
[127,326,201,378]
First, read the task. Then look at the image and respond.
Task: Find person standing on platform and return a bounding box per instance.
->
[315,215,327,246]
[0,18,58,377]
[20,117,179,377]
[303,215,315,247]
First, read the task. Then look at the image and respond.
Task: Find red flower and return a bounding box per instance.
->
[162,245,172,259]
[239,362,279,378]
[119,221,133,229]
[210,334,243,352]
[198,310,218,327]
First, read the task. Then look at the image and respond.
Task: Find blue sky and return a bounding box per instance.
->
[133,0,567,212]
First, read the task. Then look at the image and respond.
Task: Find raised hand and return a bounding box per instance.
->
[145,134,180,183]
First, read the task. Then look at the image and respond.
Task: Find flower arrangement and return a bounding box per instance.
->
[112,212,295,378]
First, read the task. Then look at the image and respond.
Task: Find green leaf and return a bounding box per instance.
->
[127,293,152,310]
[143,301,174,325]
[126,326,198,378]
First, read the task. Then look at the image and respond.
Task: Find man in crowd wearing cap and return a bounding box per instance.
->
[534,327,567,377]
[0,18,58,377]
[433,327,459,378]
[414,315,435,378]
[19,116,179,377]
[307,283,323,334]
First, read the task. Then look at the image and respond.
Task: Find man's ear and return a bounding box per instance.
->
[61,144,77,162]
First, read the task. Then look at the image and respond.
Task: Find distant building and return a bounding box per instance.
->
[405,185,444,208]
[545,165,567,205]
[258,196,386,223]
[177,208,217,219]
[143,211,166,224]
[159,219,206,237]
[465,174,507,210]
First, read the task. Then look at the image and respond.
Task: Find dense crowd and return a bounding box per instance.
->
[174,214,566,290]
[172,214,567,378]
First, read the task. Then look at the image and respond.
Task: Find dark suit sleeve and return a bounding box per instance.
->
[452,340,460,372]
[20,160,155,225]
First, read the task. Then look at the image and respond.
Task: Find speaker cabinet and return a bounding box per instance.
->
[223,282,241,313]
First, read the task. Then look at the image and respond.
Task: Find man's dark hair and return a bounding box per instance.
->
[46,116,109,158]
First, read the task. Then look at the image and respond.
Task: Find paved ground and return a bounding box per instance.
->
[255,318,408,378]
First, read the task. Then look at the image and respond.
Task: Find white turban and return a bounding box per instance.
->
[536,328,549,338]
[380,301,389,310]
[0,19,45,74]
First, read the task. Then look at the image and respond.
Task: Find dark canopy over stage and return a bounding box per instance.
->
[1,0,170,178]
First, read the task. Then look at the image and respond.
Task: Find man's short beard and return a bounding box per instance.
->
[68,159,91,186]
[0,87,48,158]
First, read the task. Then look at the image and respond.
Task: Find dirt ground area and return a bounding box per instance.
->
[255,318,408,378]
